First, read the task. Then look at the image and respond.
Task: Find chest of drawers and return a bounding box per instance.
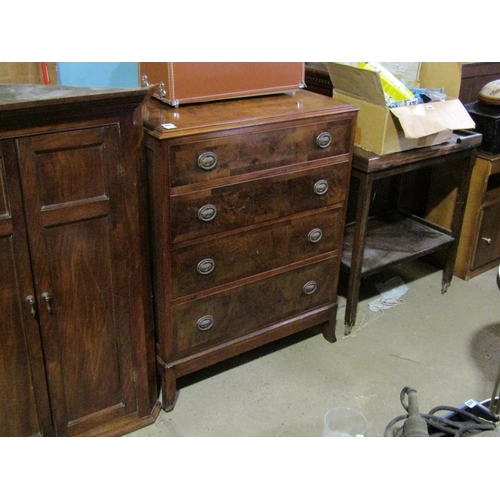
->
[143,90,357,411]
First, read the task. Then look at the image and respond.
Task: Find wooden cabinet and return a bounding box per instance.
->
[0,85,159,436]
[454,152,500,280]
[143,90,357,411]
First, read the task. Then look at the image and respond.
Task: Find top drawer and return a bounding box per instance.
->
[166,117,354,187]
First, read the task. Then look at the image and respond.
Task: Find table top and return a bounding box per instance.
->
[353,131,482,174]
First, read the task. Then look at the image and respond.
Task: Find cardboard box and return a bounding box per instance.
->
[327,62,475,155]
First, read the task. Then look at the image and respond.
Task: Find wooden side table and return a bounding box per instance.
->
[341,131,482,334]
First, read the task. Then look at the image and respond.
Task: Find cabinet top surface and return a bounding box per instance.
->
[0,84,150,112]
[143,90,358,139]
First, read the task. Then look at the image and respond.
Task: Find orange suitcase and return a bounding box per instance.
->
[139,62,305,107]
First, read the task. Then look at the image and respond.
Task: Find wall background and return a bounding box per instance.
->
[56,62,139,87]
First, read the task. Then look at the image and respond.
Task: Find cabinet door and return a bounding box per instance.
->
[0,140,53,437]
[473,201,500,270]
[17,127,137,436]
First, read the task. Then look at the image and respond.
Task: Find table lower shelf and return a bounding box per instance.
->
[341,211,455,277]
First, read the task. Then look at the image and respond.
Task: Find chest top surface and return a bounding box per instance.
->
[142,90,357,139]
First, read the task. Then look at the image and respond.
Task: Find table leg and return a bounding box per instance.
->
[344,174,373,334]
[442,151,476,293]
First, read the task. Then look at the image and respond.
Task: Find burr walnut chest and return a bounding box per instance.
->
[143,90,357,410]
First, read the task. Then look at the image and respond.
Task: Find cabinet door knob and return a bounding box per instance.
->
[303,281,317,295]
[198,204,217,222]
[198,152,218,171]
[197,258,215,275]
[313,179,329,196]
[308,228,323,243]
[481,237,492,245]
[197,315,214,331]
[316,132,332,149]
[26,295,37,318]
[41,292,53,314]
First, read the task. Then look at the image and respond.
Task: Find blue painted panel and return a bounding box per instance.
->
[56,62,139,88]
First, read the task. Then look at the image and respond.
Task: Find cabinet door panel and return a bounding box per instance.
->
[0,141,53,437]
[43,218,128,425]
[32,128,108,207]
[472,202,500,270]
[17,127,137,436]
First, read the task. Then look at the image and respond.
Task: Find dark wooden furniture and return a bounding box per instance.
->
[444,151,500,280]
[459,63,500,104]
[304,63,333,97]
[0,85,159,436]
[341,131,482,333]
[143,90,357,411]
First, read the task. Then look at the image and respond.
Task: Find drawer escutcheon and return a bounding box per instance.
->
[307,228,323,243]
[313,179,329,196]
[197,258,215,275]
[197,315,214,331]
[302,280,317,295]
[198,204,217,222]
[198,152,218,171]
[316,132,332,149]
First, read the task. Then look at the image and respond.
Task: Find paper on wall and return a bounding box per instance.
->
[380,62,422,86]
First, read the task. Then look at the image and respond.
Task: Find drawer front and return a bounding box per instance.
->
[472,201,500,269]
[171,208,344,298]
[171,257,339,357]
[170,162,349,243]
[167,118,353,187]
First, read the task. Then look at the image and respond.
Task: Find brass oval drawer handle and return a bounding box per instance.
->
[197,315,214,331]
[303,281,317,295]
[313,179,329,196]
[481,237,492,245]
[198,152,218,171]
[316,131,332,149]
[197,258,215,275]
[198,204,217,222]
[308,228,323,244]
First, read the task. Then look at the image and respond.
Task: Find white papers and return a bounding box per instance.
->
[368,276,408,312]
